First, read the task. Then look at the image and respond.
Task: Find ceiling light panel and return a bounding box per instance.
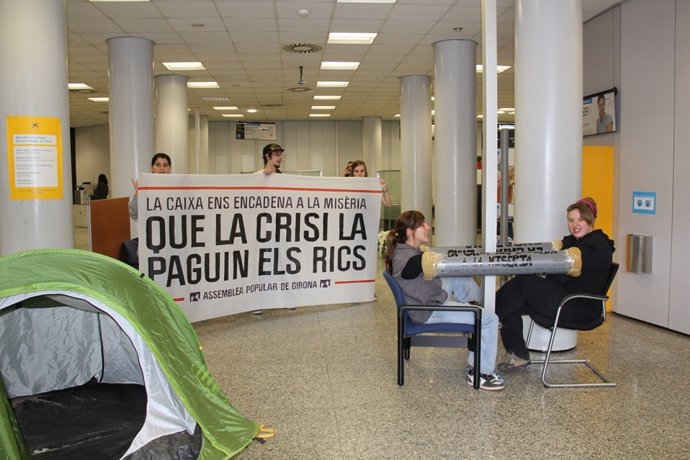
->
[321,61,360,70]
[316,81,349,88]
[337,0,396,3]
[328,33,377,45]
[163,61,206,71]
[187,81,220,89]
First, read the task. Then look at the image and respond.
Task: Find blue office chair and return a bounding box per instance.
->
[526,262,619,388]
[382,271,482,388]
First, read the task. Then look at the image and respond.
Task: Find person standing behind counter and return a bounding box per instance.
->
[129,153,172,220]
[91,173,109,200]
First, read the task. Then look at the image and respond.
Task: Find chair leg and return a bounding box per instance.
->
[398,317,405,386]
[531,325,616,388]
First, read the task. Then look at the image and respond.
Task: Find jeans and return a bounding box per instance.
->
[441,276,481,303]
[425,276,498,374]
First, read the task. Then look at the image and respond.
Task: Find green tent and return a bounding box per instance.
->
[0,248,259,459]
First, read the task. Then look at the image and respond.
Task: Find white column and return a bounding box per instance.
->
[481,0,499,312]
[433,39,478,246]
[155,74,189,173]
[0,0,72,254]
[362,116,382,173]
[107,37,154,199]
[399,75,433,225]
[189,109,209,174]
[514,0,582,351]
[514,0,583,242]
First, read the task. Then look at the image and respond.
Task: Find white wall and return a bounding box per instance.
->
[74,124,110,192]
[584,0,690,334]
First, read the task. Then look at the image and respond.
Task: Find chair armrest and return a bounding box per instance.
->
[400,304,482,321]
[558,292,610,320]
[559,292,609,308]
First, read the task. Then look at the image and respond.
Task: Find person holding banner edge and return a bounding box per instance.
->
[350,160,392,207]
[252,143,286,315]
[383,210,504,391]
[495,197,615,371]
[129,153,172,220]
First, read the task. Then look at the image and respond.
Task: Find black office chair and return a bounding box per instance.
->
[526,262,619,388]
[382,271,482,388]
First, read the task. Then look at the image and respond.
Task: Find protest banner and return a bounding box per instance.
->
[138,173,382,322]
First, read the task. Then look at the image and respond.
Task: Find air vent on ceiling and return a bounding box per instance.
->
[69,88,94,94]
[261,103,285,108]
[282,43,322,54]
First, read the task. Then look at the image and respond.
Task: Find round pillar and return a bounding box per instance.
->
[433,39,478,246]
[514,0,583,242]
[155,74,189,173]
[0,0,73,254]
[399,75,433,226]
[514,0,583,351]
[107,37,155,199]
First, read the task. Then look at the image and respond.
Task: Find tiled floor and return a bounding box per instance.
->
[193,263,690,459]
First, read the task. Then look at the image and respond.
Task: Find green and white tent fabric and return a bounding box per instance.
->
[0,248,259,459]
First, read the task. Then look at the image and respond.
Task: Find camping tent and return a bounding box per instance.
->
[0,248,259,459]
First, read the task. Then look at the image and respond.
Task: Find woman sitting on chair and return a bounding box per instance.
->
[383,210,504,391]
[495,197,615,371]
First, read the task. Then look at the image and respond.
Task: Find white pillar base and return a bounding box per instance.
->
[522,315,577,352]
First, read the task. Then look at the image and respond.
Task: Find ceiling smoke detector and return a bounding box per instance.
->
[282,43,322,54]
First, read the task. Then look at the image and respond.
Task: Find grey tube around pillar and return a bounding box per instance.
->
[424,240,562,257]
[422,247,582,280]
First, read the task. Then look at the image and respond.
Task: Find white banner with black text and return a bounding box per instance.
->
[137,173,382,322]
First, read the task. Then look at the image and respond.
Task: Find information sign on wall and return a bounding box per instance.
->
[6,116,63,200]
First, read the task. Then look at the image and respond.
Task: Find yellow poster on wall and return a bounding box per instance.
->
[6,115,63,200]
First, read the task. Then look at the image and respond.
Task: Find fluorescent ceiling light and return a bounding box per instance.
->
[321,61,360,70]
[311,106,336,110]
[187,81,219,89]
[337,0,395,3]
[316,81,349,88]
[309,114,331,117]
[328,33,377,45]
[476,65,511,73]
[499,107,516,113]
[394,114,400,117]
[314,95,341,100]
[68,83,93,91]
[247,109,257,113]
[88,97,109,102]
[163,61,205,71]
[213,106,238,110]
[222,114,244,118]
